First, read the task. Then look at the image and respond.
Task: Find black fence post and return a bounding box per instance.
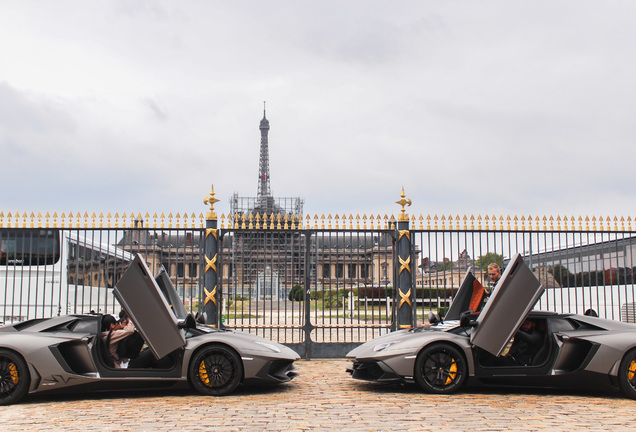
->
[395,188,414,330]
[203,186,220,327]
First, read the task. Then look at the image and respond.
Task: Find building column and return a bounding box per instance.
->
[203,186,220,326]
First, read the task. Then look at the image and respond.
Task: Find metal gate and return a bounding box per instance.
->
[217,228,397,358]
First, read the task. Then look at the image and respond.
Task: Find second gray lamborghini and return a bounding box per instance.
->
[347,254,636,399]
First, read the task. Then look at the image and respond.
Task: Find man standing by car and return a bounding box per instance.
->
[487,263,502,292]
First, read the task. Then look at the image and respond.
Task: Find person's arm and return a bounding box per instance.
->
[108,321,135,344]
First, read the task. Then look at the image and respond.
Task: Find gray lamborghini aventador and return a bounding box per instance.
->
[347,253,636,399]
[0,254,299,405]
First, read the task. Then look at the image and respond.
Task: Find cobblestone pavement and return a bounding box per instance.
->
[1,359,635,431]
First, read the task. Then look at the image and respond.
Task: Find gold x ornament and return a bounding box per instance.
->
[205,254,217,273]
[205,228,218,240]
[399,255,411,274]
[398,288,412,308]
[398,230,410,241]
[204,286,217,306]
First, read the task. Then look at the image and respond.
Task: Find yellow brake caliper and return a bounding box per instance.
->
[445,359,458,385]
[9,362,19,385]
[199,360,211,387]
[628,360,636,382]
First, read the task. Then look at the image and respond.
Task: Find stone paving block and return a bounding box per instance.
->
[1,359,636,431]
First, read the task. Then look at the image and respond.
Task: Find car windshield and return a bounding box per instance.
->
[412,320,462,333]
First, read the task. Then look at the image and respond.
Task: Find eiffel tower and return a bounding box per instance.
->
[228,105,305,299]
[230,103,304,219]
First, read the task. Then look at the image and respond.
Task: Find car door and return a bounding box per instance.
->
[155,267,189,320]
[445,268,486,320]
[470,253,544,356]
[114,254,186,359]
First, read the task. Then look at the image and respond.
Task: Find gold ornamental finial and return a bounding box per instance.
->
[204,185,221,220]
[395,187,412,222]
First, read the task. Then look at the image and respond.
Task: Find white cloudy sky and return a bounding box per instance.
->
[1,1,634,222]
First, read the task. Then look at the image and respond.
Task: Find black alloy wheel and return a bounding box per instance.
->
[0,349,30,405]
[415,343,467,394]
[189,345,243,396]
[618,348,636,399]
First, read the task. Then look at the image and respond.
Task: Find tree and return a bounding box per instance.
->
[548,264,574,287]
[475,253,504,271]
[288,284,304,302]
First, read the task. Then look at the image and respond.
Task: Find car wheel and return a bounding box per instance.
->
[189,345,243,396]
[0,349,30,405]
[618,348,636,399]
[414,343,466,394]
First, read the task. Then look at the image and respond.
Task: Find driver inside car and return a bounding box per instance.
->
[101,311,144,368]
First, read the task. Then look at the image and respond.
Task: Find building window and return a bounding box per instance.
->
[348,264,356,278]
[360,264,368,278]
[177,263,185,278]
[336,264,344,278]
[187,263,197,278]
[322,264,330,278]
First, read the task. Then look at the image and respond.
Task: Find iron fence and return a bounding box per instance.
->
[2,211,636,358]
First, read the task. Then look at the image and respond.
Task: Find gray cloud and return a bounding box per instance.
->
[0,1,634,219]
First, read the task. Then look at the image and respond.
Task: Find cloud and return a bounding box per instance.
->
[0,1,635,220]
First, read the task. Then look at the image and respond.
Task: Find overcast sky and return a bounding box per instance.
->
[1,1,634,223]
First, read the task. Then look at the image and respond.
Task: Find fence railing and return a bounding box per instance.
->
[2,206,635,357]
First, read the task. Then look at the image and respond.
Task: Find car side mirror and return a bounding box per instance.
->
[460,310,478,328]
[178,313,197,329]
[428,310,440,325]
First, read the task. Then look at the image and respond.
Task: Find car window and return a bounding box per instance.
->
[549,318,576,333]
[70,318,99,334]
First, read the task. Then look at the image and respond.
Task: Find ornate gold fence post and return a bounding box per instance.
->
[203,187,220,327]
[395,188,414,329]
